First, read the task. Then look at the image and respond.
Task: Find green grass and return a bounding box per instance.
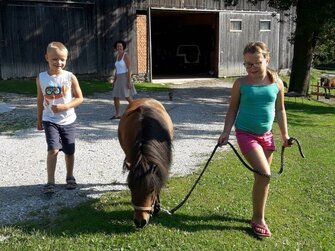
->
[0,79,170,97]
[279,68,335,89]
[0,98,334,250]
[0,80,37,96]
[0,79,171,133]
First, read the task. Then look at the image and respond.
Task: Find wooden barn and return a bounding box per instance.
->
[0,0,295,80]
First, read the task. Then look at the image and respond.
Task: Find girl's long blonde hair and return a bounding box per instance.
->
[243,41,278,83]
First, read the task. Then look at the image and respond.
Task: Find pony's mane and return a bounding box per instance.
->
[127,105,172,194]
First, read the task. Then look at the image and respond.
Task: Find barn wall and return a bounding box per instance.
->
[134,0,272,12]
[278,8,295,70]
[96,0,137,78]
[219,11,280,77]
[134,0,294,78]
[0,1,97,79]
[0,0,294,79]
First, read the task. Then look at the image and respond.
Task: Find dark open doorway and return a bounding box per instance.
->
[151,10,219,78]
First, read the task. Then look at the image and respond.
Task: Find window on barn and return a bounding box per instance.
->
[230,20,242,32]
[260,20,271,31]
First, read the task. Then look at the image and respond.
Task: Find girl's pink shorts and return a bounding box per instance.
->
[235,128,276,155]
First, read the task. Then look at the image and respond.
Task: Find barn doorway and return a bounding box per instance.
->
[150,10,219,79]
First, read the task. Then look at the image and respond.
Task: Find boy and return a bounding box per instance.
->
[36,42,83,194]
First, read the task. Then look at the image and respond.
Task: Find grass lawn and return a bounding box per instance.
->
[0,95,334,249]
[0,73,334,249]
[0,79,170,97]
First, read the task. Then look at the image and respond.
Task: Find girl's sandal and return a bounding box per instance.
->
[251,222,272,237]
[66,176,77,190]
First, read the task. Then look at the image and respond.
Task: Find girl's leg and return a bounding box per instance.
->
[243,146,273,226]
[46,149,59,184]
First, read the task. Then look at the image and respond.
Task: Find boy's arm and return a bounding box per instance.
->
[69,73,84,108]
[36,77,44,130]
[51,74,83,113]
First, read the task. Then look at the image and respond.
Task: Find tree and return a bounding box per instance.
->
[282,0,335,95]
[227,0,335,95]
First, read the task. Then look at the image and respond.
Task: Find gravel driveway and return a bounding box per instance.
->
[0,79,234,226]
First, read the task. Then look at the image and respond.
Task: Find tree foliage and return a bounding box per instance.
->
[313,22,335,68]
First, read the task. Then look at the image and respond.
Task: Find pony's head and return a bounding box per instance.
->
[127,138,171,228]
[128,117,172,228]
[127,164,162,227]
[118,99,173,228]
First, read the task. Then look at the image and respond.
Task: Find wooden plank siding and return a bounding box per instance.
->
[219,11,280,77]
[134,0,272,11]
[0,1,97,79]
[0,0,294,80]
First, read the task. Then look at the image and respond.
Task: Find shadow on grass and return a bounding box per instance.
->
[18,199,257,238]
[285,100,335,115]
[153,211,250,232]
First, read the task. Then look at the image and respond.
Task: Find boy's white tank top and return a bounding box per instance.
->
[39,70,76,125]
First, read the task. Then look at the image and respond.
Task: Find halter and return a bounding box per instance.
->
[132,204,154,213]
[131,193,157,214]
[130,164,158,214]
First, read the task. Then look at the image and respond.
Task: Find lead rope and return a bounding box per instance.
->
[161,137,305,215]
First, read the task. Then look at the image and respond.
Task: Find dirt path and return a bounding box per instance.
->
[0,79,234,226]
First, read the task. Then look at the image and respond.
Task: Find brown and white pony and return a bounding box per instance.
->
[320,77,335,98]
[118,98,173,228]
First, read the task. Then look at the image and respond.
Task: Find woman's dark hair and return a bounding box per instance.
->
[114,40,127,49]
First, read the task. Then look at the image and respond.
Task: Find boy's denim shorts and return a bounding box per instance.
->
[43,121,76,155]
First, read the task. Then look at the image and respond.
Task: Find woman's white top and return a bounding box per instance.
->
[115,53,128,74]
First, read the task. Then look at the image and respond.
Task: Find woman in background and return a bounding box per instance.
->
[110,40,136,119]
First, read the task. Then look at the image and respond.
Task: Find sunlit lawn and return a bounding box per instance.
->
[0,96,334,250]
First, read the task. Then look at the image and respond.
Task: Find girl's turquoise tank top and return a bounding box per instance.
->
[235,83,279,134]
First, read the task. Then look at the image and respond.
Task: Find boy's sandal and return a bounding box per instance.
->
[66,176,77,190]
[251,222,272,237]
[43,183,55,194]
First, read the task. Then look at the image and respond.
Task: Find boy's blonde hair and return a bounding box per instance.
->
[243,41,277,83]
[46,42,68,54]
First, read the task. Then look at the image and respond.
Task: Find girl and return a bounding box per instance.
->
[218,41,290,237]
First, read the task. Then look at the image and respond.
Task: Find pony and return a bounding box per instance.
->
[320,77,335,99]
[118,98,173,228]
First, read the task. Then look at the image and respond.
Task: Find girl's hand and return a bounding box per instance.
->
[282,136,291,148]
[218,132,229,146]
